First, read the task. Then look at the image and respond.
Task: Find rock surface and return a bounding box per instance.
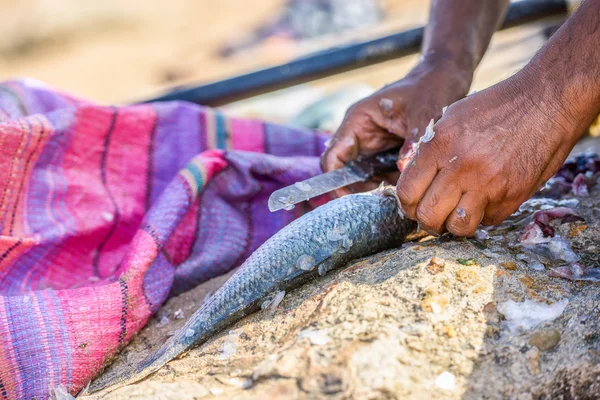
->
[85,158,600,400]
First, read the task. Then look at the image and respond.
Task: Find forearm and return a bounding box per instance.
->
[421,0,510,87]
[521,0,600,141]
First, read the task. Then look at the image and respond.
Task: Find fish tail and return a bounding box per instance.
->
[134,332,190,377]
[87,331,193,394]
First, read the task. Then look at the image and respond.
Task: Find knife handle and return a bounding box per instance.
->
[350,147,400,176]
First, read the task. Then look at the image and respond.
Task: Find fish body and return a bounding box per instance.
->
[89,186,416,393]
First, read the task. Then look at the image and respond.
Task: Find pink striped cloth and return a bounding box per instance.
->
[0,79,329,399]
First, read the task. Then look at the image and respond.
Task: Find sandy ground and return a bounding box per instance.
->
[0,0,564,107]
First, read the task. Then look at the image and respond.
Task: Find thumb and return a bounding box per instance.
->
[321,131,360,172]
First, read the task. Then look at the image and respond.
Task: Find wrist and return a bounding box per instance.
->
[409,54,474,101]
[515,61,591,145]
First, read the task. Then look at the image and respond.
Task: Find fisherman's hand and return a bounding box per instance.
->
[396,68,584,237]
[321,58,471,197]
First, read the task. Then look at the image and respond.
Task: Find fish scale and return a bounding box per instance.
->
[89,186,416,393]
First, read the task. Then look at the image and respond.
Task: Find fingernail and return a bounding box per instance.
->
[419,224,440,237]
[379,98,394,117]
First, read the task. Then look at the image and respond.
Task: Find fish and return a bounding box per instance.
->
[88,186,416,393]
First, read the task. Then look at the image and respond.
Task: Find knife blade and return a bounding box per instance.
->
[268,147,400,212]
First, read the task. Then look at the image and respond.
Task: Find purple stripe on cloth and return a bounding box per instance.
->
[26,110,77,238]
[142,252,175,312]
[35,291,62,394]
[142,175,194,247]
[5,295,49,399]
[44,289,73,391]
[150,102,203,205]
[0,244,53,294]
[0,86,27,120]
[263,123,322,157]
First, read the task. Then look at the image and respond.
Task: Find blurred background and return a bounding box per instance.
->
[0,0,564,127]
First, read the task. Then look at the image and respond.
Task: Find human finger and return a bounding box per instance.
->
[396,143,440,220]
[321,128,360,173]
[445,192,488,237]
[414,172,463,235]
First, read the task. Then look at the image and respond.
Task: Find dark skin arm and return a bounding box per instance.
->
[397,0,600,236]
[322,0,510,195]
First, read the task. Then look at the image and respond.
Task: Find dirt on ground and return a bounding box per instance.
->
[0,0,563,105]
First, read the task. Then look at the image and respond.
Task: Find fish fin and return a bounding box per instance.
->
[287,248,333,278]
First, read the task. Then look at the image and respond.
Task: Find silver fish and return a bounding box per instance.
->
[89,186,416,393]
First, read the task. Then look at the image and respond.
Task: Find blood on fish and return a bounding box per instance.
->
[520,207,584,245]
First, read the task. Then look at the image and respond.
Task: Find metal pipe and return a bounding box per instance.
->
[141,0,568,106]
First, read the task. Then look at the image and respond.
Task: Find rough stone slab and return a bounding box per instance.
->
[86,170,600,400]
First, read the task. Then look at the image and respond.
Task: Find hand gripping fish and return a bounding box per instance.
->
[89,186,416,393]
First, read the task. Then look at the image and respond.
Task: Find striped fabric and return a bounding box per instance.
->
[0,79,329,399]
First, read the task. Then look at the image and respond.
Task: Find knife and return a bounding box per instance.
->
[268,147,400,212]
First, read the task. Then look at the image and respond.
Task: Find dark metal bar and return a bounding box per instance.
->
[141,0,567,106]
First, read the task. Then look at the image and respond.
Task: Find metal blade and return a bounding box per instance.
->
[268,166,367,212]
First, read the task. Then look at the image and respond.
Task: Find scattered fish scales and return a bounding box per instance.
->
[296,255,316,271]
[156,316,170,328]
[90,186,416,392]
[261,290,286,316]
[219,330,239,360]
[474,229,489,241]
[282,203,296,211]
[298,328,331,345]
[295,181,312,192]
[550,264,600,282]
[50,385,75,400]
[528,261,545,271]
[422,119,435,143]
[498,299,568,333]
[547,236,580,263]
